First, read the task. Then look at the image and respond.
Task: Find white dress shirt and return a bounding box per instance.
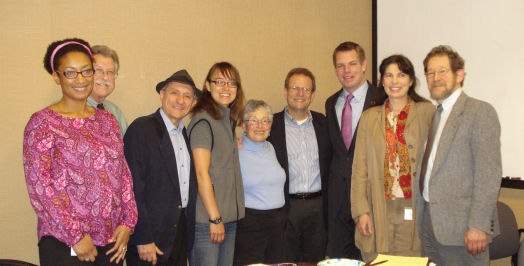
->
[423,88,463,202]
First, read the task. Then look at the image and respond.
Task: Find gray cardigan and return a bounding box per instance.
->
[187,106,245,223]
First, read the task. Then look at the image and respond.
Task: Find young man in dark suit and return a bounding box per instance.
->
[324,42,386,259]
[268,68,331,262]
[124,70,200,266]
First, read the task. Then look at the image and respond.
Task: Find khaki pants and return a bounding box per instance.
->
[362,198,419,262]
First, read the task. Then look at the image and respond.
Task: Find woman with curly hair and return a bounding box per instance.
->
[23,38,137,265]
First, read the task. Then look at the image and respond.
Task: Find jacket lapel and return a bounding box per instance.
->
[183,127,197,199]
[377,104,386,138]
[274,110,289,172]
[329,89,347,152]
[362,81,375,110]
[405,100,417,129]
[348,81,380,154]
[312,112,326,157]
[431,92,467,176]
[154,110,182,201]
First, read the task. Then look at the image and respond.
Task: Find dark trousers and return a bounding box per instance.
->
[233,207,286,266]
[127,211,188,266]
[326,207,361,260]
[282,196,326,262]
[38,236,123,266]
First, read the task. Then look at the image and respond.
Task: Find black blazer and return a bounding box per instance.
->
[123,109,197,258]
[267,109,332,227]
[324,81,386,223]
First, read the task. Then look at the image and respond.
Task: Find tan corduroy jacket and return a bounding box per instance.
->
[350,100,435,254]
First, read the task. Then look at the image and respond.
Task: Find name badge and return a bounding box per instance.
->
[404,207,413,221]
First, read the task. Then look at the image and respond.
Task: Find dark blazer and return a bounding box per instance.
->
[124,109,197,259]
[324,81,386,257]
[267,109,331,227]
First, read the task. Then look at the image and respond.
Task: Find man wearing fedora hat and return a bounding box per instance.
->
[124,70,201,265]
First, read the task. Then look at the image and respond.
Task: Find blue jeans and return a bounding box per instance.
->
[189,222,237,266]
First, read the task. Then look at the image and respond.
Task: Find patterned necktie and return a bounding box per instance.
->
[341,94,354,150]
[419,104,443,194]
[96,103,105,110]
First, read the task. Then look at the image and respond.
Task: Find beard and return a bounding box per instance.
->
[430,86,453,102]
[429,76,458,102]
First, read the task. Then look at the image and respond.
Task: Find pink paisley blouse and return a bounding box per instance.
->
[23,107,137,247]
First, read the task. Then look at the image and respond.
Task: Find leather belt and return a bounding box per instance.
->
[289,192,321,200]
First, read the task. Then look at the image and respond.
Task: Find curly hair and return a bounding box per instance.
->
[43,38,92,74]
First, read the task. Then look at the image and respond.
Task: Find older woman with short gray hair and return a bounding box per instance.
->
[233,99,286,266]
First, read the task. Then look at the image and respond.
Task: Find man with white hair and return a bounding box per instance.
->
[88,44,128,136]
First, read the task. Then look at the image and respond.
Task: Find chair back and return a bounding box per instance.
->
[517,239,523,266]
[489,201,519,259]
[0,259,37,266]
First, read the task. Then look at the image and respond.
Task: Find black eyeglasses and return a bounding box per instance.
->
[59,69,95,79]
[210,79,238,88]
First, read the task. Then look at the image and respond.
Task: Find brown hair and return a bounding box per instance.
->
[190,62,245,121]
[284,67,316,92]
[332,41,366,66]
[379,54,428,102]
[423,45,465,86]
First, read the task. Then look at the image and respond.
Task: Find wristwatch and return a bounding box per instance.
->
[209,217,222,224]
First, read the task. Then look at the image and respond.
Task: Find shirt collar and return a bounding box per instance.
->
[440,88,462,112]
[159,108,184,133]
[87,96,103,105]
[340,81,369,103]
[284,106,312,125]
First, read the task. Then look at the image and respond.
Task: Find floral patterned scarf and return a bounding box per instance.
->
[384,99,412,199]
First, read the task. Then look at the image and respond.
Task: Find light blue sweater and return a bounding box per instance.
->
[239,135,285,210]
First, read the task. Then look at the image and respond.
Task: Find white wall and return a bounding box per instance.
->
[377,0,524,177]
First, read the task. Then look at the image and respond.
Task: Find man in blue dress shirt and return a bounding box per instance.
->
[268,68,331,262]
[124,70,199,266]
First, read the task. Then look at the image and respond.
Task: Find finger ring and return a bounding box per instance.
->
[122,247,127,251]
